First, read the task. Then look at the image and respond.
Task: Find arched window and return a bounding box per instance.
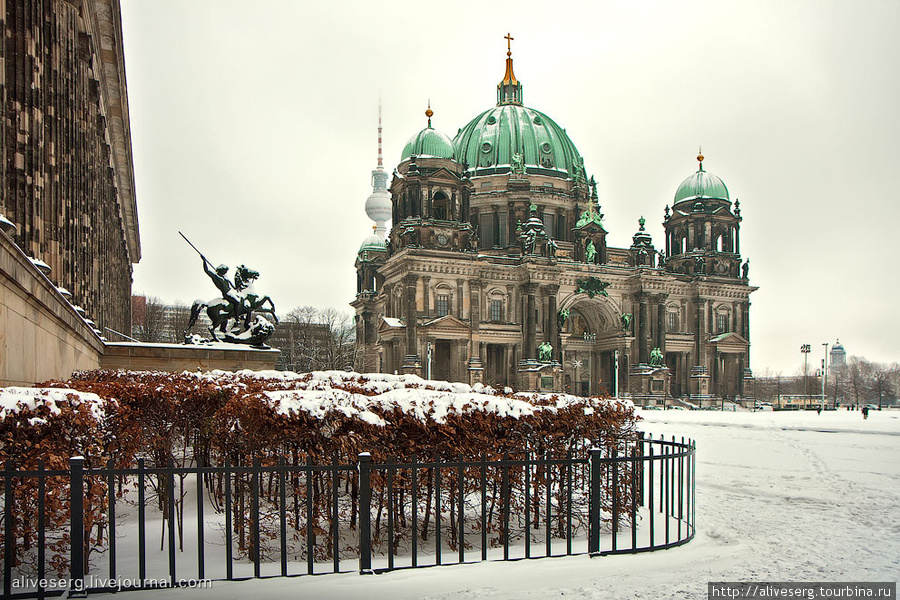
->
[666,303,681,332]
[433,191,450,220]
[487,288,506,322]
[434,283,453,317]
[715,306,731,334]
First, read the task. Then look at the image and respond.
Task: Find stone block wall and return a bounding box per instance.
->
[0,229,103,386]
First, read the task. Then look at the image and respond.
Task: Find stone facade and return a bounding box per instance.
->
[0,0,139,336]
[0,228,102,386]
[354,52,757,404]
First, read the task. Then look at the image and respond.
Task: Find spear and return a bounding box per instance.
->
[179,231,213,267]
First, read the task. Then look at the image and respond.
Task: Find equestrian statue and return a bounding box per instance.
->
[181,232,278,347]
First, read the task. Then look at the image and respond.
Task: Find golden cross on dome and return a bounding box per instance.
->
[505,32,514,57]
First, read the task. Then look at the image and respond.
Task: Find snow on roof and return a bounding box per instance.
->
[382,317,404,328]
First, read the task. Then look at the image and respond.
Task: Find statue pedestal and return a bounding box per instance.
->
[467,356,484,386]
[517,359,563,393]
[690,365,713,406]
[628,364,671,406]
[400,354,422,376]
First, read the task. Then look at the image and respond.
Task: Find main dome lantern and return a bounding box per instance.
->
[452,39,586,180]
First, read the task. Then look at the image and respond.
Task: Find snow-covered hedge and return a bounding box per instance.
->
[48,369,637,463]
[1,370,638,571]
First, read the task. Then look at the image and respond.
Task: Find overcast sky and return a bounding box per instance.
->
[120,0,900,375]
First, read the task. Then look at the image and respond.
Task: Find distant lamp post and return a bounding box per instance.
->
[614,349,620,400]
[822,342,829,410]
[800,344,811,399]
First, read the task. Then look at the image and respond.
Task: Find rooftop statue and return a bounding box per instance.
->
[538,341,553,363]
[649,347,665,368]
[585,239,597,263]
[181,232,278,347]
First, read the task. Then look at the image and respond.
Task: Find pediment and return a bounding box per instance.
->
[423,166,462,182]
[422,314,470,331]
[378,316,405,333]
[708,331,749,349]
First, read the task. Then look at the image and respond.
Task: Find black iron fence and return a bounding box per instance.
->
[0,435,695,598]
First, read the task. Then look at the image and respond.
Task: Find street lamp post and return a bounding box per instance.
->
[822,342,829,410]
[800,344,811,403]
[614,349,619,400]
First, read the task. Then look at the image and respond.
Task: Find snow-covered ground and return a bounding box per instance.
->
[114,408,900,599]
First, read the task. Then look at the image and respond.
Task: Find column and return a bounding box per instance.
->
[694,298,704,363]
[546,285,559,361]
[655,293,668,353]
[423,275,431,315]
[524,283,538,359]
[405,274,419,359]
[744,301,751,364]
[636,292,649,364]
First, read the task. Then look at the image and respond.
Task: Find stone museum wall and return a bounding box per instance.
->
[0,230,103,386]
[1,0,140,337]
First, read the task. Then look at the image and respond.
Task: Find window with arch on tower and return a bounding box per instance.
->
[490,299,503,322]
[667,309,680,332]
[716,310,730,334]
[436,294,450,317]
[433,191,450,220]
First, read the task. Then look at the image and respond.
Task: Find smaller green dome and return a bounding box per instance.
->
[674,166,730,204]
[358,234,387,253]
[401,127,454,161]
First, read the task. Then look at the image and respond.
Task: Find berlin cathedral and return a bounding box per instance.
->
[353,41,756,405]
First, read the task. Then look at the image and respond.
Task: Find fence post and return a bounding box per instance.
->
[4,461,14,599]
[358,452,373,574]
[69,456,86,597]
[588,448,601,556]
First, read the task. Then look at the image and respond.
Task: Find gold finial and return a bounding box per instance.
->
[425,100,433,127]
[697,146,704,170]
[373,224,377,232]
[505,32,514,57]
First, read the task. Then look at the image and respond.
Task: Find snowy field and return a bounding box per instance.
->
[112,408,899,600]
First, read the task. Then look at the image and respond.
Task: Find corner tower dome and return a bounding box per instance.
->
[674,151,730,204]
[400,104,454,160]
[452,36,586,181]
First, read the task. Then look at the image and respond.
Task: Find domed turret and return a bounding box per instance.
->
[674,151,730,204]
[359,230,387,253]
[400,105,454,160]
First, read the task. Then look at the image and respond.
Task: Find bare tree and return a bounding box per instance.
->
[271,306,356,372]
[845,357,872,408]
[132,295,169,342]
[869,362,899,409]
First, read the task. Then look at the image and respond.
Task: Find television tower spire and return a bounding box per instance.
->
[365,100,391,237]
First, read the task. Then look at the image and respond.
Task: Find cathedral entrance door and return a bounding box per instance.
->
[434,341,451,382]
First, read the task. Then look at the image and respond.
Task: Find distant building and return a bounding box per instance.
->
[267,320,332,372]
[353,42,757,404]
[1,0,140,335]
[131,296,207,344]
[830,340,846,368]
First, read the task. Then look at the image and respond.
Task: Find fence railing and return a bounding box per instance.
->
[0,435,695,598]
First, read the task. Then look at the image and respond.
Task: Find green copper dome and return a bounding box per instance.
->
[453,104,585,179]
[674,165,730,203]
[358,233,387,253]
[400,126,454,161]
